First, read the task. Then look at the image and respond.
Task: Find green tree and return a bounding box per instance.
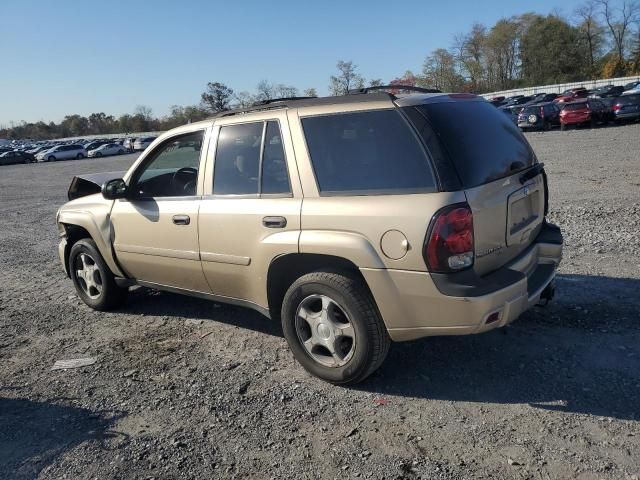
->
[420,49,464,91]
[520,15,587,85]
[484,18,521,90]
[329,60,365,95]
[200,82,234,113]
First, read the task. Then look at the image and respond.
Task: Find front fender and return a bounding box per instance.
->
[58,206,124,277]
[299,230,385,269]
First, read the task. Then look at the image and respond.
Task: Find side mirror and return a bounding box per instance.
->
[101,178,128,200]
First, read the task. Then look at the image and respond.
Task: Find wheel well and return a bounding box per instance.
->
[266,253,367,320]
[62,224,91,276]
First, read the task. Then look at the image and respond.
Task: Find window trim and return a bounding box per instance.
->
[128,129,206,201]
[211,119,293,198]
[300,108,438,197]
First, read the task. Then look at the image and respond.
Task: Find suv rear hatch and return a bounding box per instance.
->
[400,96,546,276]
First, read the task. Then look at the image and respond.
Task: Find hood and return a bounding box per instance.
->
[68,170,126,201]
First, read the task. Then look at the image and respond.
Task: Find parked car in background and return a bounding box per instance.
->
[610,94,640,123]
[622,83,640,95]
[88,143,127,157]
[555,88,589,104]
[133,137,157,151]
[0,150,35,165]
[623,80,640,91]
[36,144,88,162]
[518,102,562,131]
[560,99,610,130]
[499,105,523,124]
[590,85,624,98]
[84,141,110,152]
[502,96,535,108]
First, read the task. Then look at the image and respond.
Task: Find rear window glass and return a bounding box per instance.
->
[411,101,535,188]
[563,103,588,111]
[301,110,435,195]
[521,106,541,115]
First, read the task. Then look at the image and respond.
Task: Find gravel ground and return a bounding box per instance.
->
[1,124,639,480]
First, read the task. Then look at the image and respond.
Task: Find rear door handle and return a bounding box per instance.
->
[172,214,191,225]
[262,216,287,228]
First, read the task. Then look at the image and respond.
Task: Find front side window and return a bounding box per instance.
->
[132,131,203,198]
[302,109,435,194]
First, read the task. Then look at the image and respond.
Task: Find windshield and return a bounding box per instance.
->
[408,100,535,188]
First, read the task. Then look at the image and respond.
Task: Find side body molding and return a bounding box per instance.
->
[299,230,385,269]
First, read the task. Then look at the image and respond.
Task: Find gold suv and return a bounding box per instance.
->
[57,88,563,384]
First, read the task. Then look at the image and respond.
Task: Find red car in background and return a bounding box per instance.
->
[554,87,589,104]
[560,99,611,130]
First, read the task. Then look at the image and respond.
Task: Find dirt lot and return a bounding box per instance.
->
[1,124,639,480]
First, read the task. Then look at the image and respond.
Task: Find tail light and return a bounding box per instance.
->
[424,204,474,273]
[612,104,621,111]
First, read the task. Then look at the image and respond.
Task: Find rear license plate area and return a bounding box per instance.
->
[506,184,542,246]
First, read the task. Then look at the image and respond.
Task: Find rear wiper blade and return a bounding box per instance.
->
[520,162,545,184]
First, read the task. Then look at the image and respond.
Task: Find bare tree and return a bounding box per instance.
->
[329,60,365,95]
[575,1,606,77]
[453,23,487,91]
[303,87,318,97]
[200,82,234,113]
[597,0,639,61]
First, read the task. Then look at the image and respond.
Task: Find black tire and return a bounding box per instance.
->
[118,149,125,155]
[95,152,102,157]
[281,271,390,385]
[48,155,56,162]
[76,153,85,159]
[68,238,126,311]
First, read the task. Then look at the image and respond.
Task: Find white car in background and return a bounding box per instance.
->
[87,143,127,157]
[36,144,87,162]
[133,136,157,151]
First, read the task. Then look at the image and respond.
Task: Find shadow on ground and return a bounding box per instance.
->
[0,398,121,479]
[121,286,283,337]
[356,274,640,421]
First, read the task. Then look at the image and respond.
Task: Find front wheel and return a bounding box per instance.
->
[76,153,85,159]
[281,271,390,385]
[69,238,127,311]
[48,155,56,162]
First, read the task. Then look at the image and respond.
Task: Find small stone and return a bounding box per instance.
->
[123,369,138,378]
[237,381,250,395]
[346,428,358,438]
[507,458,521,466]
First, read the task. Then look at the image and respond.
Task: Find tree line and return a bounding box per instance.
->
[2,0,638,140]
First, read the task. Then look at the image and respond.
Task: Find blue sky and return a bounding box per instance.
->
[1,0,588,125]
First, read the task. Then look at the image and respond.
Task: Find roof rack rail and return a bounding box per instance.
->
[348,85,442,95]
[252,96,317,106]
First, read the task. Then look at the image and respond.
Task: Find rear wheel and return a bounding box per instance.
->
[69,239,126,311]
[94,152,102,157]
[76,153,84,159]
[281,271,390,385]
[48,155,56,162]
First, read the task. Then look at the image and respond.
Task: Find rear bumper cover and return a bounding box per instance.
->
[362,221,563,341]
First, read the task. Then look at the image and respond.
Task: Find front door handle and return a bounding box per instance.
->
[172,214,191,225]
[262,216,287,228]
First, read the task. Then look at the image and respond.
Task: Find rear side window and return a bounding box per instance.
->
[410,101,535,188]
[213,123,262,195]
[213,121,292,196]
[301,110,435,195]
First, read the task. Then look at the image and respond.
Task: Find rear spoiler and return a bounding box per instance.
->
[68,171,126,201]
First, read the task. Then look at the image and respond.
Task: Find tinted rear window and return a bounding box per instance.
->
[521,105,541,115]
[411,101,535,188]
[302,109,435,195]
